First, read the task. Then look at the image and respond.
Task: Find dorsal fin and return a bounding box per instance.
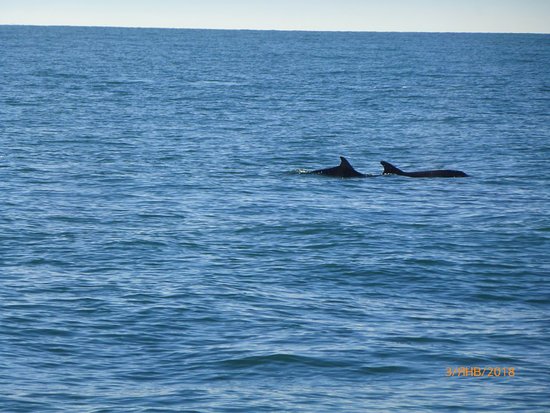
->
[339,156,352,168]
[339,156,365,177]
[380,161,404,175]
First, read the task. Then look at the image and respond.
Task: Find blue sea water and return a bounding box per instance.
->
[0,25,549,412]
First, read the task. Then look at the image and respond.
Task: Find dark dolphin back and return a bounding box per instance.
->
[381,160,468,178]
[408,169,468,178]
[311,157,366,178]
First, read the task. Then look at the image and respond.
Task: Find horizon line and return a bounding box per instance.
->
[1,23,548,35]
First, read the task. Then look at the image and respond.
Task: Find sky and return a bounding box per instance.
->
[0,0,549,33]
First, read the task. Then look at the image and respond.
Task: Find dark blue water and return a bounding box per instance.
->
[1,26,549,412]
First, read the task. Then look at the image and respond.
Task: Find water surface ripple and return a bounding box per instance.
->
[1,26,549,412]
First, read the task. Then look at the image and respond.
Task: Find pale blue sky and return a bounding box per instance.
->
[1,0,549,33]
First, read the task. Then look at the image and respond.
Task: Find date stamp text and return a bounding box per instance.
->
[446,367,516,377]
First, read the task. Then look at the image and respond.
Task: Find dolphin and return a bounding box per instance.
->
[309,156,368,178]
[380,161,468,178]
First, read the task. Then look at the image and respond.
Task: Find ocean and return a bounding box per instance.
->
[0,25,549,412]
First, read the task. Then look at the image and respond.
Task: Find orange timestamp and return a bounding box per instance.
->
[446,367,516,377]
